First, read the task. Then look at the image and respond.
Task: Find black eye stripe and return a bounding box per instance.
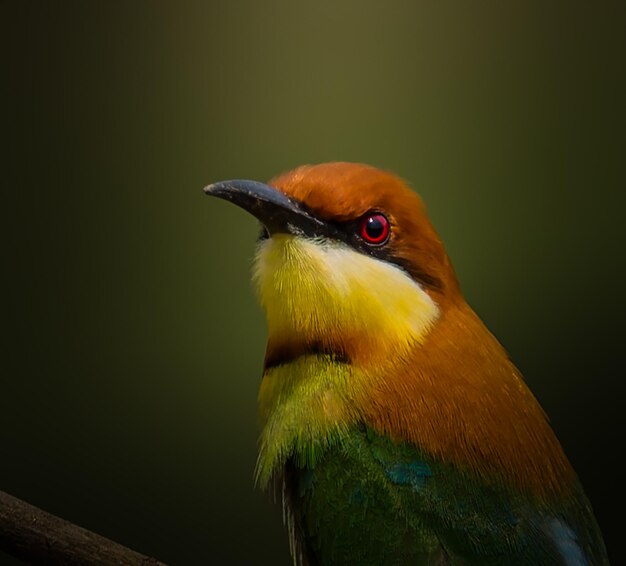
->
[257,205,442,291]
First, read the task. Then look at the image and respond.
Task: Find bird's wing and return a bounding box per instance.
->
[366,428,608,565]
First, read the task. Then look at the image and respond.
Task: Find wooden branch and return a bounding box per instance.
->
[0,489,167,565]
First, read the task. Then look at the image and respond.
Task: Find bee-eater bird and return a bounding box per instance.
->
[203,163,608,565]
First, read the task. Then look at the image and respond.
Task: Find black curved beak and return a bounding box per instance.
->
[203,179,330,238]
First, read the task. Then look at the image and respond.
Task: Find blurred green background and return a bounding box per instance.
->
[3,2,624,564]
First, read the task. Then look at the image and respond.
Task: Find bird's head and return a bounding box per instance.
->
[204,162,459,371]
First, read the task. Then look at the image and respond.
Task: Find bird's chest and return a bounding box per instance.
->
[284,442,441,566]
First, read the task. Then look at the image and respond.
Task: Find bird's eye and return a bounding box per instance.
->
[359,213,390,245]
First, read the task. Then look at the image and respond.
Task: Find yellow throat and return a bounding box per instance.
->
[253,234,440,486]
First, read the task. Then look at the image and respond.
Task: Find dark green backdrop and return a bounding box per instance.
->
[3,2,624,564]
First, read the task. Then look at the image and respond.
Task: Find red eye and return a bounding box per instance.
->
[359,213,390,245]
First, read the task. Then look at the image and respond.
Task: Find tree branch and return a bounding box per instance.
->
[0,489,166,565]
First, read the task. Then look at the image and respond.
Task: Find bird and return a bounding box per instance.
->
[203,162,609,565]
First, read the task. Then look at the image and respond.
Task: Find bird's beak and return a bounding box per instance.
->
[203,179,329,238]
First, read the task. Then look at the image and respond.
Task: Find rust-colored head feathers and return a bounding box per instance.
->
[270,162,460,299]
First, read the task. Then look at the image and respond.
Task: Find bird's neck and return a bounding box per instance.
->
[253,234,442,487]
